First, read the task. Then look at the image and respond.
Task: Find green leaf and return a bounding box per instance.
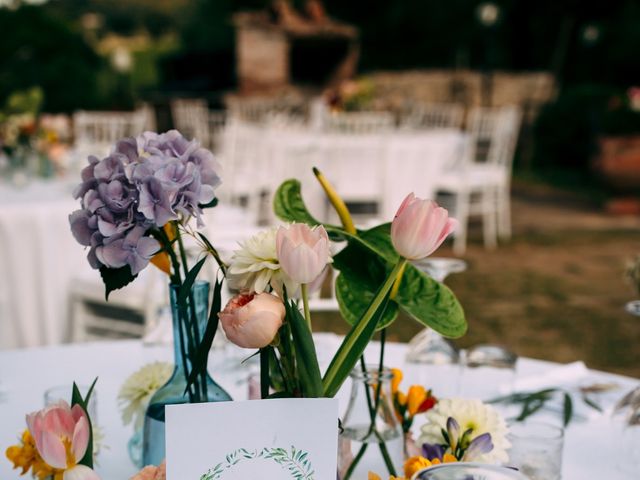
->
[335,273,399,330]
[395,264,467,338]
[332,223,466,338]
[199,197,219,209]
[178,256,207,306]
[563,392,574,427]
[71,379,98,468]
[100,265,137,300]
[273,179,323,226]
[185,279,224,395]
[284,295,323,397]
[582,394,603,412]
[323,292,391,398]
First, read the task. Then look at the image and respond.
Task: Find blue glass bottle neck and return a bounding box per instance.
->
[169,281,210,373]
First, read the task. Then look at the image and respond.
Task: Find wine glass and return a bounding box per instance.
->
[405,258,467,397]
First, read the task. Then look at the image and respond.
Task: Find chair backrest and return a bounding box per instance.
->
[494,105,523,172]
[400,103,465,130]
[323,111,395,134]
[170,98,211,147]
[72,110,148,155]
[227,97,304,125]
[465,105,522,170]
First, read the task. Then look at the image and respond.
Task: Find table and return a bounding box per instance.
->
[0,178,260,350]
[0,179,94,348]
[224,124,467,223]
[0,336,637,479]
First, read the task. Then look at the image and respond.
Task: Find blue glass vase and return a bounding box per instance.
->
[142,281,231,466]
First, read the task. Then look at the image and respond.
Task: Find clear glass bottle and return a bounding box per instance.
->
[142,281,232,466]
[340,366,404,480]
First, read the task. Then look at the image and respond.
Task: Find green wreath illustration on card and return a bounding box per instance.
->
[200,446,314,480]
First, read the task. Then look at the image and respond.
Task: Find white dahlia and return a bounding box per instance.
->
[418,398,510,464]
[118,361,173,430]
[226,227,298,296]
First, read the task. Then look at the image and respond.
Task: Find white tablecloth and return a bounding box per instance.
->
[0,178,262,350]
[0,336,637,479]
[0,179,93,348]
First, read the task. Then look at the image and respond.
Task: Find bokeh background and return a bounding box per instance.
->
[1,0,639,376]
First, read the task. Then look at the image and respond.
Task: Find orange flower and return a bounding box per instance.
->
[404,456,433,478]
[391,368,403,395]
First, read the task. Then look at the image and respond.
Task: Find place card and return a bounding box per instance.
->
[166,398,339,479]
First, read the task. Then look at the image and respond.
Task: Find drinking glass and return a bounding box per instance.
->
[507,421,564,480]
[413,463,530,480]
[44,384,98,424]
[459,344,517,401]
[406,258,466,397]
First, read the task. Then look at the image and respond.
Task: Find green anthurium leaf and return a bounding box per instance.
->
[335,273,399,330]
[273,179,323,225]
[100,265,137,301]
[272,179,346,240]
[395,263,467,338]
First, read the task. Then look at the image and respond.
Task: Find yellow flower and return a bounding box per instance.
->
[404,455,433,478]
[391,368,403,394]
[369,473,405,480]
[407,385,427,417]
[6,429,63,480]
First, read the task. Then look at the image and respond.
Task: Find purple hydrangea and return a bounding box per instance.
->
[69,130,222,274]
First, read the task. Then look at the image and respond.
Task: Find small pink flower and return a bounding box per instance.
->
[391,193,457,260]
[26,400,100,479]
[219,292,285,348]
[276,224,331,285]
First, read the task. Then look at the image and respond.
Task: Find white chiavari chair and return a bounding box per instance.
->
[433,105,522,254]
[170,98,211,147]
[400,103,465,130]
[323,111,394,134]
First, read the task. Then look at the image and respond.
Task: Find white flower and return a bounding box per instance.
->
[418,398,510,464]
[118,362,173,430]
[227,227,298,296]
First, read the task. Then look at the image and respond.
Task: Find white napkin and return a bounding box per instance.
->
[505,361,590,394]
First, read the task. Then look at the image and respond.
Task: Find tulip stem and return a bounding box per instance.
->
[389,261,407,300]
[301,284,312,330]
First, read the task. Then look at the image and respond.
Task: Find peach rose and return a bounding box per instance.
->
[219,292,285,348]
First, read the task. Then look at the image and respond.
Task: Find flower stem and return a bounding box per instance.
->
[389,261,407,300]
[323,259,407,396]
[301,283,312,330]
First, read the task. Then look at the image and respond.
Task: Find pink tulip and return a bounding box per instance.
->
[219,292,285,348]
[276,224,331,285]
[26,400,99,479]
[391,193,457,260]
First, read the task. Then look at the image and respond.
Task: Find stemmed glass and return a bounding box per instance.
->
[405,258,467,397]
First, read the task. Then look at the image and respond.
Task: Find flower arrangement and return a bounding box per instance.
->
[69,130,226,403]
[5,381,99,480]
[214,171,465,477]
[419,398,510,464]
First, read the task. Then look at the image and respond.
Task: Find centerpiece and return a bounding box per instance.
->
[68,128,468,477]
